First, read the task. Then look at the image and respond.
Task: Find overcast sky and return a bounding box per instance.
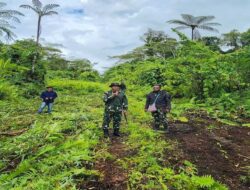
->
[4,0,250,72]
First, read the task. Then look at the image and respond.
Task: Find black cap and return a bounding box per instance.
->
[109,83,120,87]
[47,86,53,89]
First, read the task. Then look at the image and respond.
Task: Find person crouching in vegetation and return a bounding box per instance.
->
[145,84,171,131]
[102,83,128,138]
[38,87,58,114]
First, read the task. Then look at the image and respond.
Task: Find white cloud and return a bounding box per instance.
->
[3,0,250,72]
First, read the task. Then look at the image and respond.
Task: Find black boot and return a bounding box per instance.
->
[164,125,170,133]
[113,128,120,137]
[153,124,160,131]
[103,128,109,138]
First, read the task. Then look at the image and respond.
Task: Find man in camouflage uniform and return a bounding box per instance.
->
[102,83,128,138]
[145,84,171,131]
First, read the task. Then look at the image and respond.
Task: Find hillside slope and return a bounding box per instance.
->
[1,77,249,189]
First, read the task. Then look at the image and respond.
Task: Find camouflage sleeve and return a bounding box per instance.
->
[103,92,114,103]
[122,94,128,110]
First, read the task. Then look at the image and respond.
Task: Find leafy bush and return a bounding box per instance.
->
[48,79,105,93]
[0,81,18,100]
[79,71,100,82]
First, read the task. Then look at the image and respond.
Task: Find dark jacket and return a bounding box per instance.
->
[40,91,58,103]
[145,90,171,112]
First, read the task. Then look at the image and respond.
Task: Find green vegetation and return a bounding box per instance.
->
[0,2,23,40]
[0,1,249,189]
[107,29,250,121]
[168,14,221,40]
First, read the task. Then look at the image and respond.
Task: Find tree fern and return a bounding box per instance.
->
[0,2,23,40]
[168,14,221,40]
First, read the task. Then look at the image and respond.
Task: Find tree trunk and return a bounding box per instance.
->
[191,28,194,40]
[36,16,41,45]
[32,16,42,74]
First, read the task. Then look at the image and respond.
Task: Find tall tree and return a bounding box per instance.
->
[20,0,59,73]
[112,29,177,63]
[0,2,23,40]
[222,29,242,51]
[20,0,59,45]
[141,28,178,58]
[168,14,221,40]
[241,28,250,47]
[199,36,221,52]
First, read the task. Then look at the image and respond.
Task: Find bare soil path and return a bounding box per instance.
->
[80,135,129,190]
[79,117,250,190]
[167,118,250,190]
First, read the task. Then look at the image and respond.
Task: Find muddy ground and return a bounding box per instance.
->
[80,117,250,190]
[79,136,129,190]
[167,117,250,190]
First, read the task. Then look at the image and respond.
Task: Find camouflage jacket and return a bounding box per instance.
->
[103,90,128,112]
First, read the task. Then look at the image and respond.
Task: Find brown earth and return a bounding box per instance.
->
[79,117,250,190]
[79,135,129,190]
[167,118,250,190]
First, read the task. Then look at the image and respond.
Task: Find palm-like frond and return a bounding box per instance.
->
[174,26,190,30]
[197,25,219,33]
[168,19,190,26]
[168,14,221,40]
[0,10,24,23]
[181,14,195,24]
[0,19,9,25]
[195,16,215,24]
[20,0,60,46]
[0,22,15,29]
[43,4,60,13]
[0,14,21,23]
[0,10,24,16]
[20,5,39,13]
[0,26,16,39]
[43,11,58,16]
[202,22,221,26]
[32,0,42,9]
[0,3,23,40]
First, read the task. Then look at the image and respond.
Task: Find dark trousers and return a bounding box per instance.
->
[102,111,122,130]
[152,110,168,129]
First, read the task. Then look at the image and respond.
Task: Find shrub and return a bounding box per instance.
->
[48,79,105,93]
[0,81,18,100]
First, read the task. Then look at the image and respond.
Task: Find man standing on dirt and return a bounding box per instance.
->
[38,86,58,114]
[102,83,128,138]
[145,84,171,131]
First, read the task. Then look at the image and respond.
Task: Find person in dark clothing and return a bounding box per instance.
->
[38,87,58,114]
[145,84,171,131]
[102,83,128,138]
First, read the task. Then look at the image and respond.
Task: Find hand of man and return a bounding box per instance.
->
[113,91,119,96]
[45,97,49,100]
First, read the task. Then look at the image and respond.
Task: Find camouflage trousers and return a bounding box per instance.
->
[102,111,122,130]
[151,110,168,129]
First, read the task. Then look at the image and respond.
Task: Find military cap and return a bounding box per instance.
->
[109,83,120,87]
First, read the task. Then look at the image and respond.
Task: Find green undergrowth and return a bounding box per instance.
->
[0,81,106,189]
[0,78,229,189]
[122,123,227,190]
[117,94,228,190]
